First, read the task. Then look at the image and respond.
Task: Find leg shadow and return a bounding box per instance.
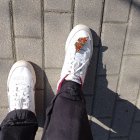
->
[30,62,55,127]
[87,40,140,140]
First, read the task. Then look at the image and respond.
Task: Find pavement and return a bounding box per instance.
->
[0,0,140,140]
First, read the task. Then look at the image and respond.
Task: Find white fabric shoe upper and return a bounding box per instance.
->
[7,60,36,113]
[57,24,93,92]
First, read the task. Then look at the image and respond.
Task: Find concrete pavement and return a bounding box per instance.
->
[0,0,140,139]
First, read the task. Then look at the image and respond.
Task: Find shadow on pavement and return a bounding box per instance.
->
[120,0,140,12]
[31,26,140,139]
[30,62,55,127]
[85,30,140,139]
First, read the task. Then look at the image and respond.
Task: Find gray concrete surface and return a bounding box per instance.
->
[0,0,140,140]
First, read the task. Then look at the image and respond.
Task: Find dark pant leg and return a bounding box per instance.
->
[42,81,93,140]
[0,109,38,140]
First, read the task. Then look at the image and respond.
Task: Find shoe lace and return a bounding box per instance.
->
[12,83,31,109]
[68,50,88,76]
[68,37,89,75]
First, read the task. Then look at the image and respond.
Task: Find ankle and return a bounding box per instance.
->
[65,74,82,85]
[60,80,82,94]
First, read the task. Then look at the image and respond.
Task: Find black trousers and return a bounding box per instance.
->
[0,81,93,140]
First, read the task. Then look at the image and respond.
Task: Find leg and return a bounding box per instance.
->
[0,110,38,140]
[42,24,93,140]
[42,81,93,140]
[0,61,38,140]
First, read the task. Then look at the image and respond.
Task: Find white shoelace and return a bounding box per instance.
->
[9,83,31,110]
[67,50,88,76]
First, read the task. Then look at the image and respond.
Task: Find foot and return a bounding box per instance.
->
[57,24,93,92]
[7,60,36,113]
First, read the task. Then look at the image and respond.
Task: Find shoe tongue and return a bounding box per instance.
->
[72,59,83,75]
[74,60,81,69]
[75,51,85,62]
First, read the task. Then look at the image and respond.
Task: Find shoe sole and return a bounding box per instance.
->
[7,60,36,87]
[65,24,93,55]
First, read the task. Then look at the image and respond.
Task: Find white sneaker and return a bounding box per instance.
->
[7,60,36,113]
[57,24,93,92]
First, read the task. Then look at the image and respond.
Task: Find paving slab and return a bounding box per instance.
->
[35,127,43,140]
[104,0,131,22]
[0,59,14,107]
[93,75,118,117]
[135,88,140,121]
[91,118,111,140]
[109,138,128,140]
[0,108,8,124]
[74,0,103,34]
[44,0,73,11]
[98,23,127,75]
[35,90,45,126]
[45,68,61,94]
[44,13,71,68]
[117,56,140,104]
[0,0,13,58]
[124,0,140,54]
[129,122,140,140]
[15,38,44,89]
[110,101,135,137]
[13,0,41,37]
[84,95,94,115]
[15,38,42,67]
